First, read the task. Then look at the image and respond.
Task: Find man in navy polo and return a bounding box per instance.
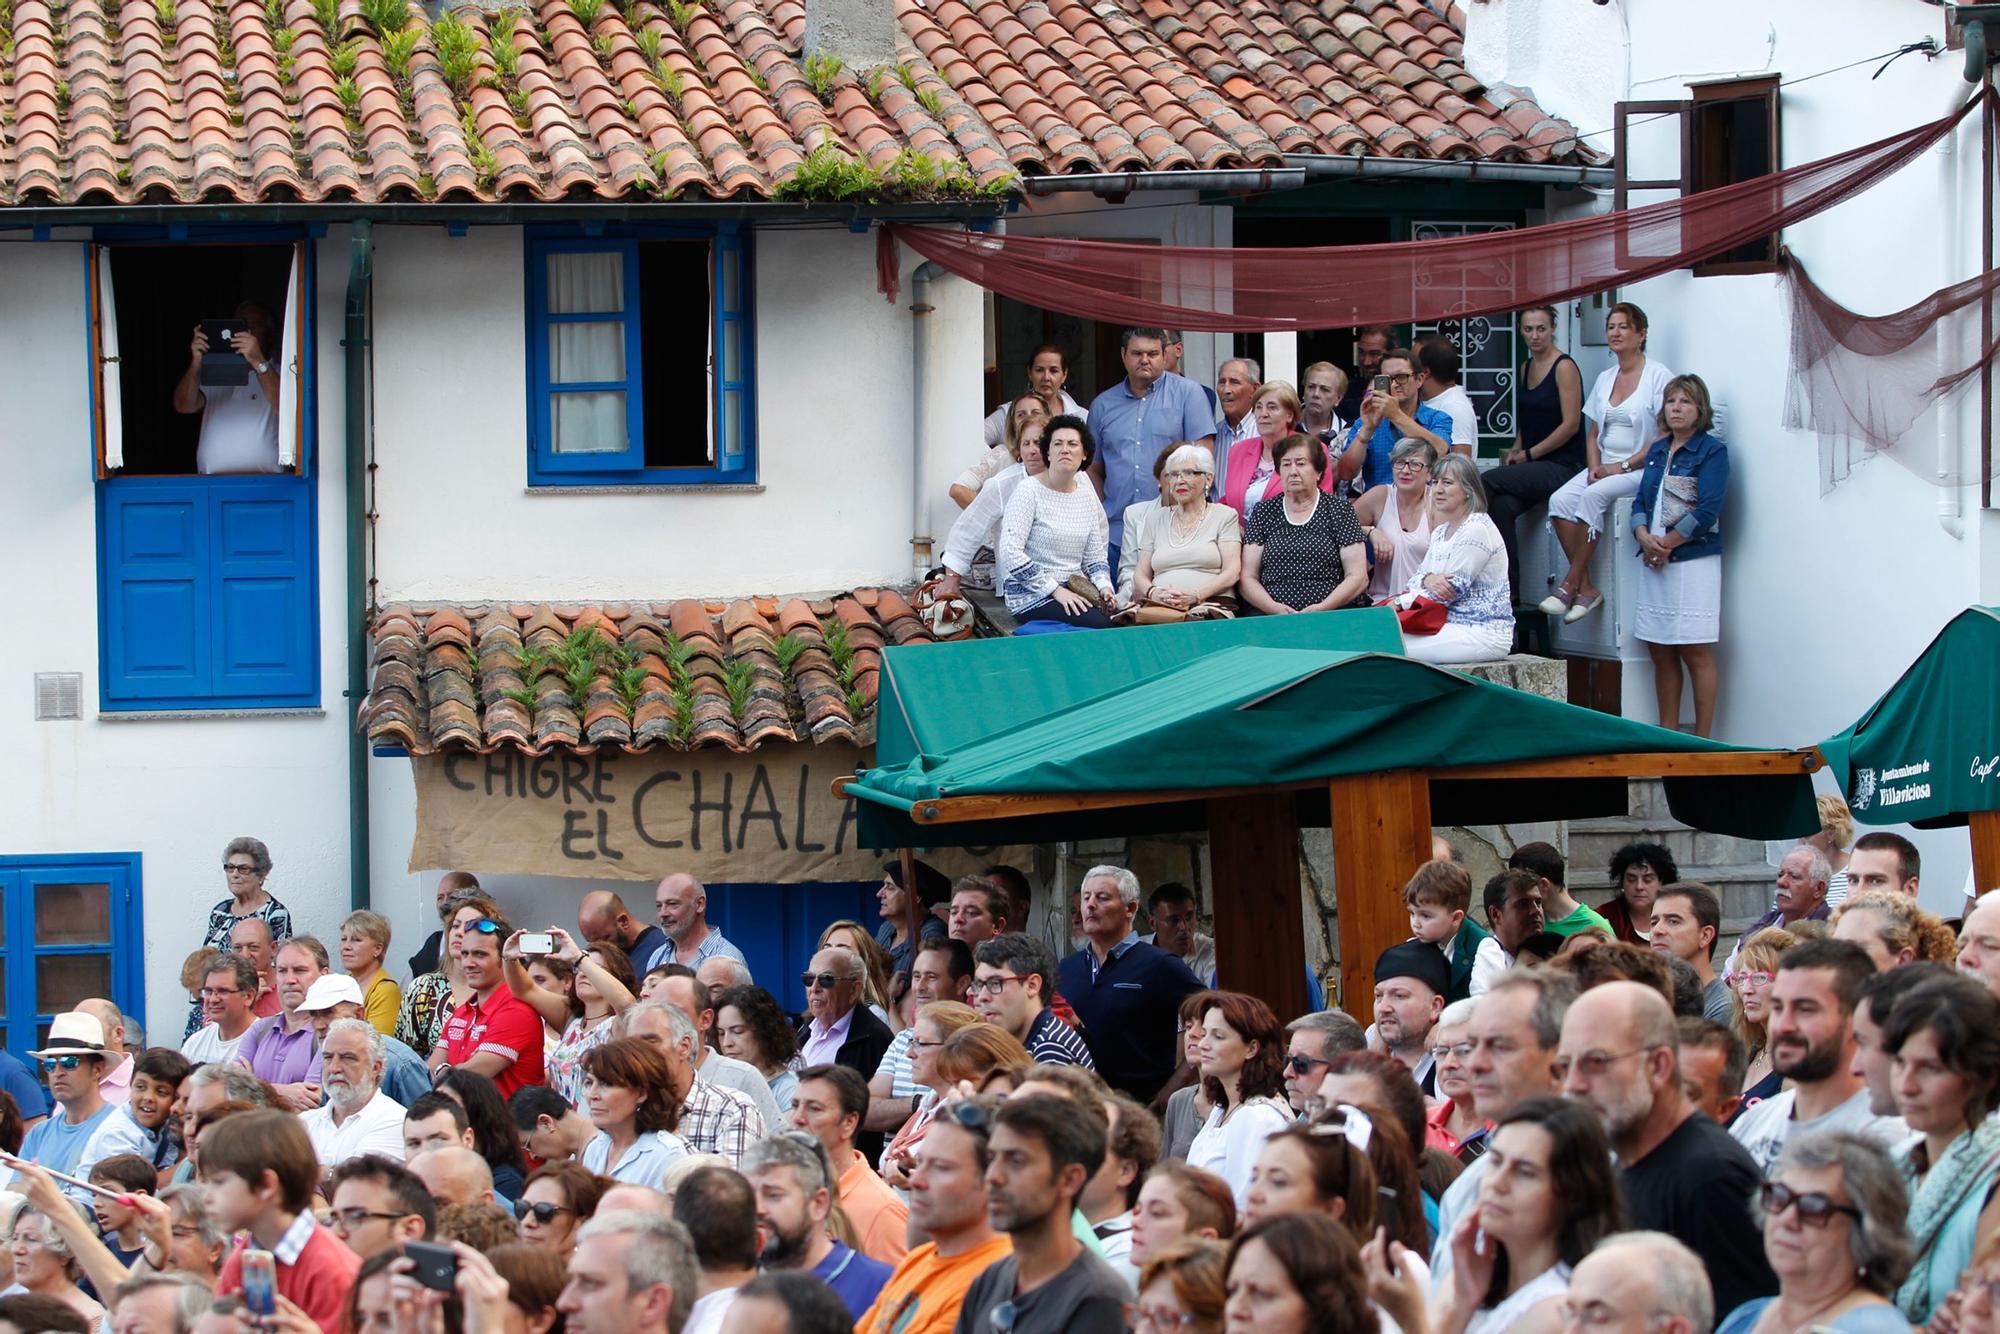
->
[1056,866,1203,1103]
[1087,327,1217,572]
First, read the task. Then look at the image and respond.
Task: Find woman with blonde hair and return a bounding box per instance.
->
[1834,890,1959,972]
[950,391,1052,507]
[1133,1239,1228,1334]
[1132,442,1242,619]
[1224,381,1333,520]
[338,909,400,1035]
[932,1020,1033,1097]
[1810,794,1857,905]
[880,1000,984,1185]
[1729,926,1798,1112]
[820,919,896,1023]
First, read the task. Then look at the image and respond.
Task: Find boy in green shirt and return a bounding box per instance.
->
[1510,842,1612,938]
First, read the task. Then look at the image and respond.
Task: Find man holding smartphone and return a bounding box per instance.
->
[1335,346,1451,492]
[172,300,284,476]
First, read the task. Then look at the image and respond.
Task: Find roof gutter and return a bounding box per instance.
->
[0,200,1009,229]
[1023,169,1306,198]
[1283,154,1611,187]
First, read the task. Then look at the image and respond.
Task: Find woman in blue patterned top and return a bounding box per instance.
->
[1396,455,1514,666]
[1630,373,1730,738]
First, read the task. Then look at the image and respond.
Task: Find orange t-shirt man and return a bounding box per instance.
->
[857,1234,1012,1334]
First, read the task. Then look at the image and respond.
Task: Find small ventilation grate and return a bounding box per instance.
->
[34,673,82,721]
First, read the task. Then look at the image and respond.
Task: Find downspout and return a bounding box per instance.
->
[910,259,945,579]
[345,220,375,911]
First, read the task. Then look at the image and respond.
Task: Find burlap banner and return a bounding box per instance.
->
[409,744,1028,883]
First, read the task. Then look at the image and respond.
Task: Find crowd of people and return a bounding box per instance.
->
[937,314,1730,728]
[3,813,1998,1334]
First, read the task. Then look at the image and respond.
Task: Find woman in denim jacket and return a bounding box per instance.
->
[1630,374,1730,737]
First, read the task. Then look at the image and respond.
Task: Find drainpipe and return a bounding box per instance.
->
[345,220,375,911]
[909,260,945,579]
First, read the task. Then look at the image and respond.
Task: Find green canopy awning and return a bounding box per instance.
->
[852,617,1821,847]
[1819,605,2000,829]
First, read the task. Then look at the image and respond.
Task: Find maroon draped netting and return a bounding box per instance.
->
[876,92,1988,332]
[1784,253,2000,490]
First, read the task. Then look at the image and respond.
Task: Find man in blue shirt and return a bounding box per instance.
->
[743,1131,890,1320]
[19,1013,117,1176]
[1336,344,1450,492]
[1056,867,1203,1103]
[0,1046,50,1129]
[1087,327,1217,567]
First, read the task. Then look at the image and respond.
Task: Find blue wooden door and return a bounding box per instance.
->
[0,855,145,1062]
[100,480,210,702]
[211,480,317,701]
[706,881,877,1014]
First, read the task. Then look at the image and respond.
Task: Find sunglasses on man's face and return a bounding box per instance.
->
[801,972,852,991]
[1285,1054,1330,1075]
[40,1055,87,1072]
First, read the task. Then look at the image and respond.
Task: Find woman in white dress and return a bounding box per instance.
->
[1420,1096,1625,1334]
[1540,303,1674,623]
[1629,374,1730,737]
[1185,992,1293,1210]
[1396,455,1513,666]
[1354,437,1434,603]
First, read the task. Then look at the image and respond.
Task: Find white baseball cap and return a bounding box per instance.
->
[295,974,366,1013]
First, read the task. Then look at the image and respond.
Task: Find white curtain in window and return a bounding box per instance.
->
[277,244,302,468]
[96,248,123,471]
[548,251,627,454]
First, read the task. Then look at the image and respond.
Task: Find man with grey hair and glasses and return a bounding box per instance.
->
[1057,865,1203,1103]
[558,1210,698,1334]
[299,1018,406,1169]
[1283,1010,1367,1117]
[1559,1231,1715,1334]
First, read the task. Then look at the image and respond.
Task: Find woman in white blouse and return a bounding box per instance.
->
[997,415,1115,629]
[1397,455,1514,666]
[1133,443,1242,617]
[1540,302,1673,623]
[1185,992,1293,1209]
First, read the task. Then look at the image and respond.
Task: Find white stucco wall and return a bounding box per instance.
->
[0,233,360,1037]
[1468,0,1997,907]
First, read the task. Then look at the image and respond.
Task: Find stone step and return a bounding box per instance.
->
[1566,814,1769,880]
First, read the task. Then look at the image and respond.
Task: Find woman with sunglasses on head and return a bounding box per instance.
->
[514,1159,606,1260]
[1727,926,1798,1117]
[397,891,501,1058]
[1418,1095,1623,1334]
[501,926,636,1109]
[1133,1239,1228,1334]
[1882,974,2000,1325]
[1716,1131,1914,1333]
[579,1036,689,1186]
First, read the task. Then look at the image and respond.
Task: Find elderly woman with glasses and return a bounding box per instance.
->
[191,837,293,1039]
[1716,1131,1913,1333]
[1132,442,1243,619]
[1395,454,1514,666]
[1240,435,1370,616]
[1354,437,1435,604]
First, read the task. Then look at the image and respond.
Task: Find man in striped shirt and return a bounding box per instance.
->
[972,934,1095,1069]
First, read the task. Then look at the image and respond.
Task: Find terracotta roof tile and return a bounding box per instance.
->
[0,0,1589,206]
[362,589,963,754]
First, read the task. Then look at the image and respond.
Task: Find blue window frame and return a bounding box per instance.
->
[525,225,755,486]
[87,236,321,711]
[0,854,145,1062]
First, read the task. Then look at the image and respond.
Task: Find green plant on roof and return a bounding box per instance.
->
[508,86,528,119]
[329,35,360,76]
[500,685,536,710]
[820,616,855,686]
[667,681,696,745]
[309,0,335,32]
[512,643,550,682]
[719,657,755,718]
[381,25,421,81]
[592,30,611,59]
[271,25,295,52]
[845,686,867,718]
[431,12,479,95]
[771,143,875,201]
[612,663,647,718]
[772,631,807,675]
[334,74,360,109]
[801,50,841,105]
[659,630,694,688]
[565,0,598,25]
[488,9,518,76]
[663,0,691,32]
[746,61,766,91]
[654,63,682,103]
[264,0,283,25]
[632,24,658,63]
[358,0,405,35]
[865,66,887,102]
[461,103,497,183]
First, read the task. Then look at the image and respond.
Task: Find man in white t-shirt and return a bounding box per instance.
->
[180,953,263,1065]
[173,301,283,475]
[1415,334,1479,456]
[1727,939,1905,1175]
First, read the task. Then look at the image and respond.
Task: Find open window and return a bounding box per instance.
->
[1613,76,1781,275]
[525,225,755,486]
[89,237,319,711]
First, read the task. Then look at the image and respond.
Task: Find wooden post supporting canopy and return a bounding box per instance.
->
[1207,794,1311,1023]
[1972,811,2000,899]
[1329,769,1434,1021]
[900,846,921,965]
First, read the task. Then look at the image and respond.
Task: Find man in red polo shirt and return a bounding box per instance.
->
[434,914,544,1098]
